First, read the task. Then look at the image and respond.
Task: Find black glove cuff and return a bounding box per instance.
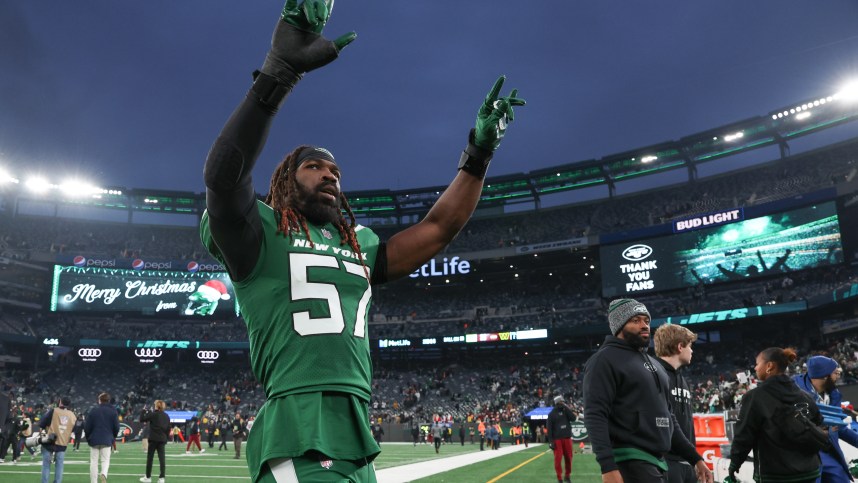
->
[249,70,300,114]
[457,129,494,179]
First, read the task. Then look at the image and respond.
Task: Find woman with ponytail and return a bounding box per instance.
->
[728,347,824,483]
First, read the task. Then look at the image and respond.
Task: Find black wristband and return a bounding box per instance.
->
[457,129,494,179]
[249,69,301,114]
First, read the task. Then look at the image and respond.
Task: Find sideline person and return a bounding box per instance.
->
[85,392,119,483]
[794,355,858,482]
[140,400,170,483]
[654,324,700,483]
[728,347,824,483]
[583,299,712,483]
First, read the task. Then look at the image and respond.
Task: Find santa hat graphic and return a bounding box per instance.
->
[198,280,231,300]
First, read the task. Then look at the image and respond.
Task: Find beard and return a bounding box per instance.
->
[296,181,342,225]
[621,327,650,349]
[823,375,837,393]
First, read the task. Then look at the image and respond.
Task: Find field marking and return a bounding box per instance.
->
[376,443,536,482]
[486,449,550,483]
[0,470,250,479]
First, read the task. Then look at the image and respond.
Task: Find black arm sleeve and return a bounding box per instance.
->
[370,242,389,286]
[203,90,277,282]
[670,412,702,465]
[729,391,760,471]
[582,355,620,474]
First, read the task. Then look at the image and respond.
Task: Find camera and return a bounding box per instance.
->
[24,432,56,448]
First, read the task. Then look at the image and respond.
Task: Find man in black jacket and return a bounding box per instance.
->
[0,391,10,463]
[218,416,230,451]
[140,400,170,483]
[583,299,713,483]
[654,323,700,483]
[547,395,578,483]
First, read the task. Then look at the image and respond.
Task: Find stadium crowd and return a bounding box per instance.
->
[0,137,857,462]
[0,139,854,262]
[2,333,858,435]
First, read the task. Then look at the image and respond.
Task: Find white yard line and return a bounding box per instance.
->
[376,443,542,483]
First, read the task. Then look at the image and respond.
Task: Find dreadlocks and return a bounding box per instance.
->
[264,145,368,277]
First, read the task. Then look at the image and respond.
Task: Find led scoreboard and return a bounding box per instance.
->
[601,202,844,297]
[50,265,239,316]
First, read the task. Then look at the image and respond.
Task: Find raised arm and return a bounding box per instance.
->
[385,76,526,280]
[202,0,355,281]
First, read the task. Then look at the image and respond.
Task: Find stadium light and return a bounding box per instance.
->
[59,180,101,198]
[835,80,858,103]
[795,112,811,120]
[723,132,744,142]
[0,168,19,185]
[641,155,658,163]
[25,177,51,194]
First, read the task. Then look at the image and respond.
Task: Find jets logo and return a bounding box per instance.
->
[321,228,333,240]
[570,421,589,441]
[644,361,657,373]
[621,244,653,261]
[320,460,333,470]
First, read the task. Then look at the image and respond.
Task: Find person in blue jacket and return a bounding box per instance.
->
[85,392,120,483]
[794,355,858,483]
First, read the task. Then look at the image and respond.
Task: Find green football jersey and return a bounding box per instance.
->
[200,200,379,402]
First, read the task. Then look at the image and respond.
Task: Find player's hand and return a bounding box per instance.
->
[473,75,526,152]
[549,442,555,450]
[601,470,624,483]
[263,0,356,82]
[694,460,713,483]
[281,0,356,49]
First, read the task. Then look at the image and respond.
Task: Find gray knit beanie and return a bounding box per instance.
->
[608,298,650,335]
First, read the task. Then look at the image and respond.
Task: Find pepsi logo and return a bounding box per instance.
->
[73,256,86,267]
[132,259,145,270]
[187,261,199,273]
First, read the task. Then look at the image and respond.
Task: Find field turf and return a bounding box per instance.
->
[0,441,604,482]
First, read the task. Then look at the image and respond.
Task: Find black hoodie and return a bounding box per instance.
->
[729,374,822,482]
[583,335,701,474]
[655,357,696,461]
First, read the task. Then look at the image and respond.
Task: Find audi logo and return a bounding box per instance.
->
[134,348,163,358]
[197,351,220,362]
[77,347,101,362]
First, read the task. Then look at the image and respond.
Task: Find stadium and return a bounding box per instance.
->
[1,70,858,482]
[4,2,858,483]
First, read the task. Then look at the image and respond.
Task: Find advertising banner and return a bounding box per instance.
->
[50,265,239,316]
[601,202,843,297]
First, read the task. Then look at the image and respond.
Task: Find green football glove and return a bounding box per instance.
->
[458,76,525,179]
[281,0,356,48]
[474,75,526,152]
[253,0,356,111]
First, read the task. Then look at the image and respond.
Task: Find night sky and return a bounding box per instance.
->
[2,1,857,197]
